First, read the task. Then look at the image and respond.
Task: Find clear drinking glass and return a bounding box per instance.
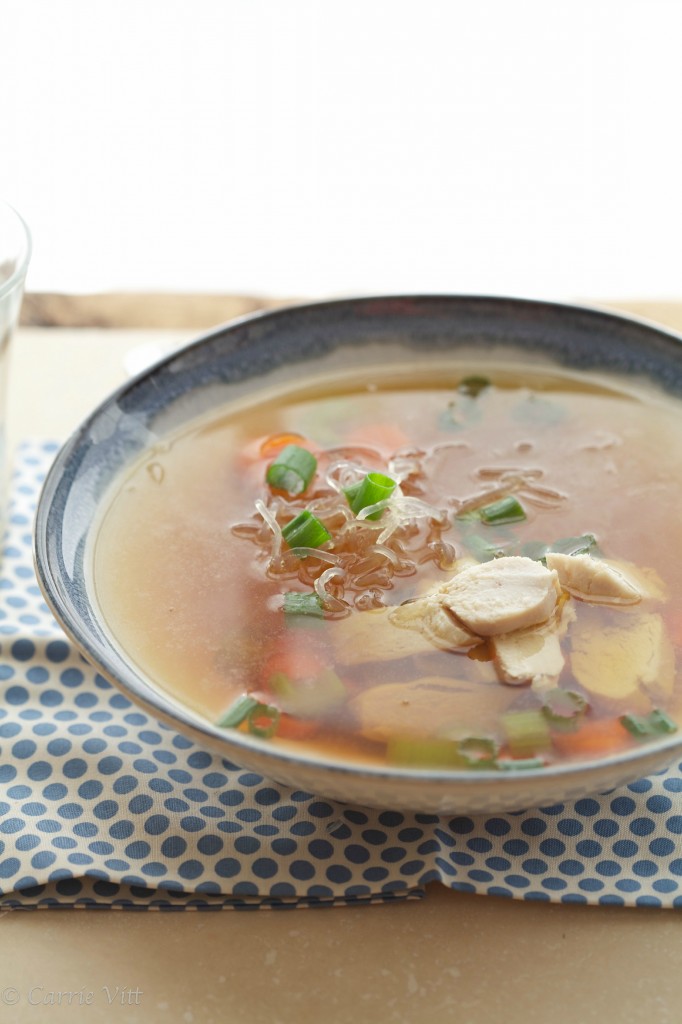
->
[0,201,32,531]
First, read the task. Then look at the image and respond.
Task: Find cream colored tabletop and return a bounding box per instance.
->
[3,300,682,1024]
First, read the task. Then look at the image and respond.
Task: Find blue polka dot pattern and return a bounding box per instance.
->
[2,442,682,910]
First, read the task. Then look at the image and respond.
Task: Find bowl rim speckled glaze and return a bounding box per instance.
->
[33,294,682,813]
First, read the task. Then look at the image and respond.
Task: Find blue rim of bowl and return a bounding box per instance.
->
[32,293,682,790]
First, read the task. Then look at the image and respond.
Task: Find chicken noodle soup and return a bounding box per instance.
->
[90,364,682,771]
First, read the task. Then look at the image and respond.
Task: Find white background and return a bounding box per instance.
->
[2,0,682,301]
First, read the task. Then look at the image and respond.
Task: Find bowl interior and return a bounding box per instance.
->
[33,295,682,812]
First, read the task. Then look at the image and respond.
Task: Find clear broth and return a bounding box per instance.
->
[90,363,682,768]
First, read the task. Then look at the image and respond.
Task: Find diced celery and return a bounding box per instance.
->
[501,709,552,757]
[386,736,463,769]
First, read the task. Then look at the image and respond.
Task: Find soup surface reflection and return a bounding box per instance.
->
[90,364,682,770]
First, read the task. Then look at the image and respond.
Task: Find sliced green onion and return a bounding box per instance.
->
[620,714,653,739]
[501,709,552,757]
[456,496,526,528]
[345,472,397,519]
[216,694,260,729]
[469,533,599,563]
[542,689,589,728]
[266,444,317,496]
[457,736,499,767]
[454,508,482,524]
[479,496,526,526]
[497,756,547,771]
[545,533,599,559]
[649,709,678,734]
[282,510,331,551]
[519,539,554,561]
[456,532,499,565]
[460,532,505,563]
[457,375,491,397]
[283,592,325,618]
[620,708,678,739]
[247,702,280,739]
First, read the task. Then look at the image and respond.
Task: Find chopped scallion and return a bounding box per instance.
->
[457,736,499,767]
[545,533,599,559]
[620,715,650,739]
[460,532,505,563]
[649,709,678,734]
[282,510,331,551]
[216,694,260,729]
[345,471,397,519]
[497,756,547,771]
[266,444,317,496]
[247,702,281,739]
[456,496,526,528]
[620,708,678,739]
[342,480,362,505]
[542,689,589,728]
[479,496,526,526]
[283,592,325,618]
[520,540,555,561]
[457,375,491,397]
[470,533,600,563]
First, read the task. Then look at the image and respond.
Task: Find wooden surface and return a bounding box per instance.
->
[3,299,682,1024]
[19,291,682,331]
[19,292,296,328]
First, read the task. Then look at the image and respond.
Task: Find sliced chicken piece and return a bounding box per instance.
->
[570,611,674,703]
[350,675,520,743]
[389,594,477,651]
[545,552,642,606]
[440,555,560,637]
[492,600,575,689]
[493,628,564,689]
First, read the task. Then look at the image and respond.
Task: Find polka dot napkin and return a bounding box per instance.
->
[2,442,682,911]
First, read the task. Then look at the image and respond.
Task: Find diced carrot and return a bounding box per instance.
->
[259,432,311,459]
[276,714,320,741]
[552,717,631,759]
[236,433,317,470]
[225,695,294,740]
